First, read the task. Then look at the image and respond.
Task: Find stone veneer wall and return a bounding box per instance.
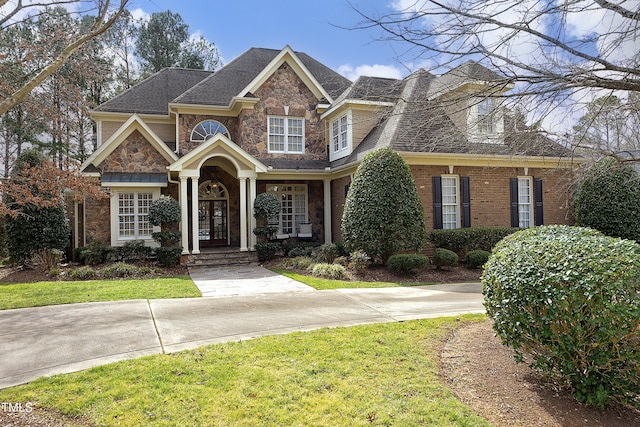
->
[238,63,327,161]
[179,115,239,155]
[97,129,170,173]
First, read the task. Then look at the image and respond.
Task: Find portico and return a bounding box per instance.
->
[168,134,267,255]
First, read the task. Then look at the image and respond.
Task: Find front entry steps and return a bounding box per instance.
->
[184,248,258,269]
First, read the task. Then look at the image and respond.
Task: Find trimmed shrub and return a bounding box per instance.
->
[311,263,348,280]
[117,240,153,262]
[428,227,519,255]
[287,246,308,258]
[464,249,491,269]
[341,147,426,263]
[148,195,181,226]
[252,192,280,242]
[82,241,111,265]
[154,247,183,267]
[482,225,640,407]
[101,262,140,278]
[69,266,97,280]
[433,248,458,269]
[575,157,640,241]
[255,242,280,262]
[386,254,429,275]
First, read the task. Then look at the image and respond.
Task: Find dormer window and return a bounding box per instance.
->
[330,111,352,161]
[191,120,230,142]
[268,116,304,154]
[478,98,495,134]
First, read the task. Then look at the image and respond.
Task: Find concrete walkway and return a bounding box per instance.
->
[0,266,484,389]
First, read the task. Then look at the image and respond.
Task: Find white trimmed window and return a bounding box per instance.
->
[266,185,308,235]
[110,188,161,246]
[190,120,230,142]
[268,116,304,153]
[441,175,460,229]
[478,98,495,134]
[517,177,533,228]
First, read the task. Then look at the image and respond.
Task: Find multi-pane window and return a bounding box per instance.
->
[331,114,348,152]
[118,192,153,239]
[268,117,304,153]
[478,98,495,134]
[266,185,308,235]
[518,177,532,228]
[441,176,459,229]
[190,120,230,142]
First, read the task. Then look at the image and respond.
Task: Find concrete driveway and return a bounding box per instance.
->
[0,269,484,389]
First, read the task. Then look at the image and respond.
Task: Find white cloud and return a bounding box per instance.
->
[129,7,150,24]
[337,63,404,80]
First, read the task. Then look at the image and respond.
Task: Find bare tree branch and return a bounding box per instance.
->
[0,0,129,116]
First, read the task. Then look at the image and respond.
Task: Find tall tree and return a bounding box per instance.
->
[136,10,189,74]
[0,0,129,116]
[136,10,221,74]
[573,95,640,155]
[104,8,139,92]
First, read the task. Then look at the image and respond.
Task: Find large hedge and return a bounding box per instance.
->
[341,147,426,263]
[482,225,640,407]
[575,157,640,241]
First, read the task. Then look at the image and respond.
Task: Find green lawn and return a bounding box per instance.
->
[0,275,200,310]
[0,315,491,427]
[271,268,434,290]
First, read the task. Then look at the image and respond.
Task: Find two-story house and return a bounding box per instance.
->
[75,45,578,257]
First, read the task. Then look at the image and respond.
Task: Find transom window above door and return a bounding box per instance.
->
[191,120,230,142]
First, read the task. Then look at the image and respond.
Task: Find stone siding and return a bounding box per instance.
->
[97,129,169,173]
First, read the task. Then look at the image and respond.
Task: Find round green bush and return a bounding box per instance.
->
[464,249,491,269]
[148,195,181,226]
[482,225,640,407]
[386,254,428,275]
[253,192,281,220]
[341,147,426,263]
[575,157,640,241]
[433,248,458,269]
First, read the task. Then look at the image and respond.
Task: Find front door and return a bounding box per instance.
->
[198,199,228,245]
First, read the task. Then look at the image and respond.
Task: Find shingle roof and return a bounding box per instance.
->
[93,68,213,115]
[331,67,573,167]
[334,75,405,104]
[174,47,352,106]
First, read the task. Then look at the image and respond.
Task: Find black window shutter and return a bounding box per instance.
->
[534,178,544,226]
[509,178,519,227]
[432,176,443,229]
[461,176,471,228]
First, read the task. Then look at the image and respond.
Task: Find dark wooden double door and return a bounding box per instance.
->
[198,200,228,246]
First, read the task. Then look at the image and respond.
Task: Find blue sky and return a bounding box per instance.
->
[129,0,410,81]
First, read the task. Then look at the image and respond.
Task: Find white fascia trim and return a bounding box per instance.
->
[81,114,178,171]
[320,100,394,120]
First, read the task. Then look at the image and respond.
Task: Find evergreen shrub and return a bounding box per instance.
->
[482,225,640,407]
[433,248,458,269]
[386,254,429,275]
[464,249,491,269]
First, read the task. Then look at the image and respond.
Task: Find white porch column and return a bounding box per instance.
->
[179,176,189,254]
[248,177,257,250]
[239,177,248,251]
[323,178,332,243]
[191,177,200,255]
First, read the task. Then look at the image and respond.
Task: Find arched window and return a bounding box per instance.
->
[190,120,230,142]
